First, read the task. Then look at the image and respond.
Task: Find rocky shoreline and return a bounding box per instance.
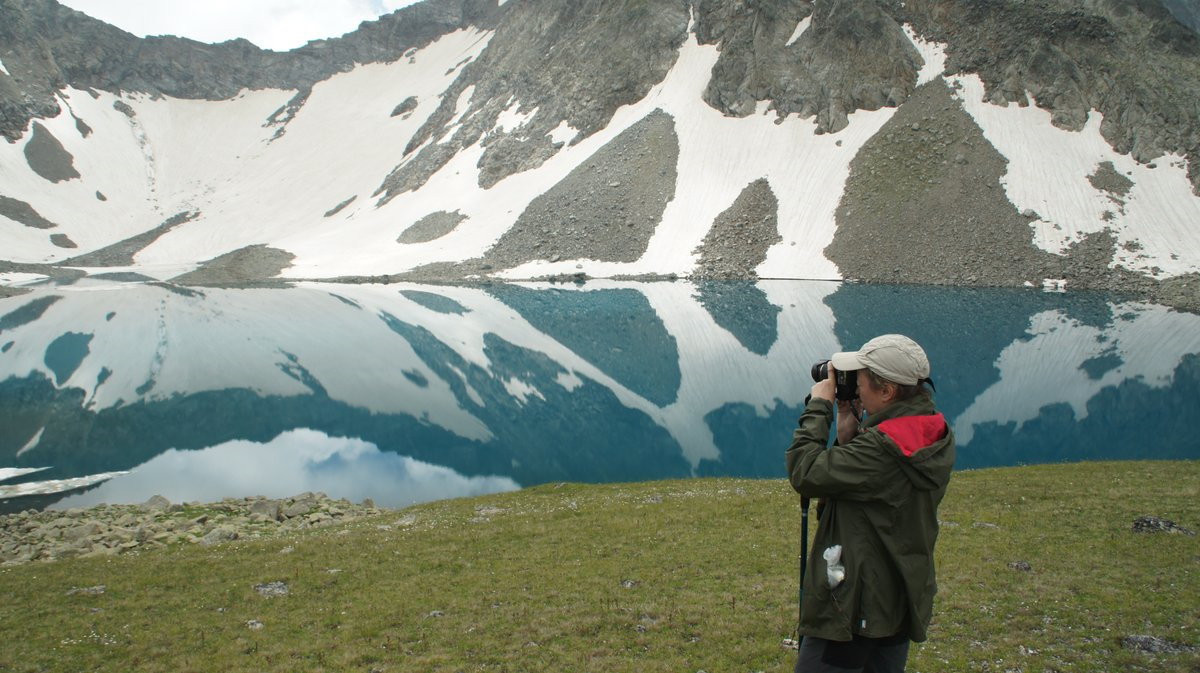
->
[0,492,385,566]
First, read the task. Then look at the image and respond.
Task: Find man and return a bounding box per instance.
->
[786,334,955,673]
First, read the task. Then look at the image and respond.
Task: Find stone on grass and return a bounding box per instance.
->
[254,581,289,598]
[1122,634,1198,654]
[1132,515,1195,536]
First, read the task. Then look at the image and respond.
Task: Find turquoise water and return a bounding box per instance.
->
[1,279,1197,511]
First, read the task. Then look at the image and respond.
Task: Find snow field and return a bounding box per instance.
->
[951,75,1200,278]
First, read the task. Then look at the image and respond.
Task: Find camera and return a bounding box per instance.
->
[811,360,859,401]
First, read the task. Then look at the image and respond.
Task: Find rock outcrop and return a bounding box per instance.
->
[0,492,383,565]
[0,0,504,141]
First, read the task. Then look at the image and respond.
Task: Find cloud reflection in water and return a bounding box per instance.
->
[55,429,520,509]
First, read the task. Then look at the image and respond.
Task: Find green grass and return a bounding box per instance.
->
[1,461,1197,672]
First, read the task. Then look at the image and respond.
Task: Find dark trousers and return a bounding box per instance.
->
[794,634,910,673]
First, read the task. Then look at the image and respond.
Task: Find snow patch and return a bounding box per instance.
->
[556,370,583,391]
[786,16,811,46]
[0,467,49,482]
[0,272,48,287]
[548,120,577,145]
[447,85,477,129]
[494,99,537,133]
[0,471,129,499]
[503,376,545,404]
[902,24,947,86]
[17,427,44,457]
[0,59,9,76]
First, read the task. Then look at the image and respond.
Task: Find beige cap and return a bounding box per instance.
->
[830,334,930,386]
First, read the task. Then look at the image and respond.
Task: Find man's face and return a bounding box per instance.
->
[856,369,892,415]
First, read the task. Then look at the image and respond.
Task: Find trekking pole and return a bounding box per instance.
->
[796,495,810,647]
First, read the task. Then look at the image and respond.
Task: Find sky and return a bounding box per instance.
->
[57,0,424,52]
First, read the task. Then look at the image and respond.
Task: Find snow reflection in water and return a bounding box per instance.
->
[0,279,1198,511]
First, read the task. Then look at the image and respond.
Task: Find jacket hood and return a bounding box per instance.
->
[865,396,955,491]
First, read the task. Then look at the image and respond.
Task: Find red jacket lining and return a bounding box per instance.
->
[877,414,948,457]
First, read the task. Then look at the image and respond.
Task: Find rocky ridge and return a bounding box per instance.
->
[0,0,503,142]
[0,492,383,566]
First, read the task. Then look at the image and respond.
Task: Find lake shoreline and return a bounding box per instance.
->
[3,263,1197,316]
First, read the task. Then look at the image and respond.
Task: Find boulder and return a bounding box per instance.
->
[141,495,171,512]
[249,499,282,521]
[200,526,238,547]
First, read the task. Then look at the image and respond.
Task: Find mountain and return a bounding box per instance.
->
[1,0,1198,311]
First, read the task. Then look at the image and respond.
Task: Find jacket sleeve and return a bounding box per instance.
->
[786,399,896,501]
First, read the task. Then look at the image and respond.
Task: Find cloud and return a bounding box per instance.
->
[58,0,422,51]
[54,428,520,509]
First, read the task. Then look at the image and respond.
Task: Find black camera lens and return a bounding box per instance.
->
[809,359,859,401]
[811,360,830,382]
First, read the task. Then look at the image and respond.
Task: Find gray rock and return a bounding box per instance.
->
[1122,634,1198,654]
[1132,515,1196,535]
[254,581,289,598]
[283,501,313,519]
[200,526,237,547]
[141,496,170,511]
[391,96,418,117]
[63,522,102,542]
[249,499,282,522]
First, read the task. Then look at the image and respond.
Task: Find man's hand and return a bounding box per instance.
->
[810,364,836,402]
[836,399,861,444]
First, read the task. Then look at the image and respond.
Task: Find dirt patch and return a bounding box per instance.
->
[1088,161,1134,197]
[171,245,296,287]
[63,211,199,267]
[692,178,780,279]
[23,122,80,184]
[483,108,678,268]
[49,233,77,249]
[323,196,356,218]
[399,211,468,244]
[0,195,58,229]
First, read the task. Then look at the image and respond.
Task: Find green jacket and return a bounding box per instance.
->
[785,395,955,643]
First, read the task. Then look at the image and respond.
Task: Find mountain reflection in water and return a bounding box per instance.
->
[1,280,1197,511]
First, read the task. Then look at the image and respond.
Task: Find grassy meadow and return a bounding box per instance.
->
[0,460,1197,672]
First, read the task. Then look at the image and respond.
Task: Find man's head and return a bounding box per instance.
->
[831,334,932,413]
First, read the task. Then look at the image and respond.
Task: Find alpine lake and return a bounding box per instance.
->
[1,278,1197,513]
